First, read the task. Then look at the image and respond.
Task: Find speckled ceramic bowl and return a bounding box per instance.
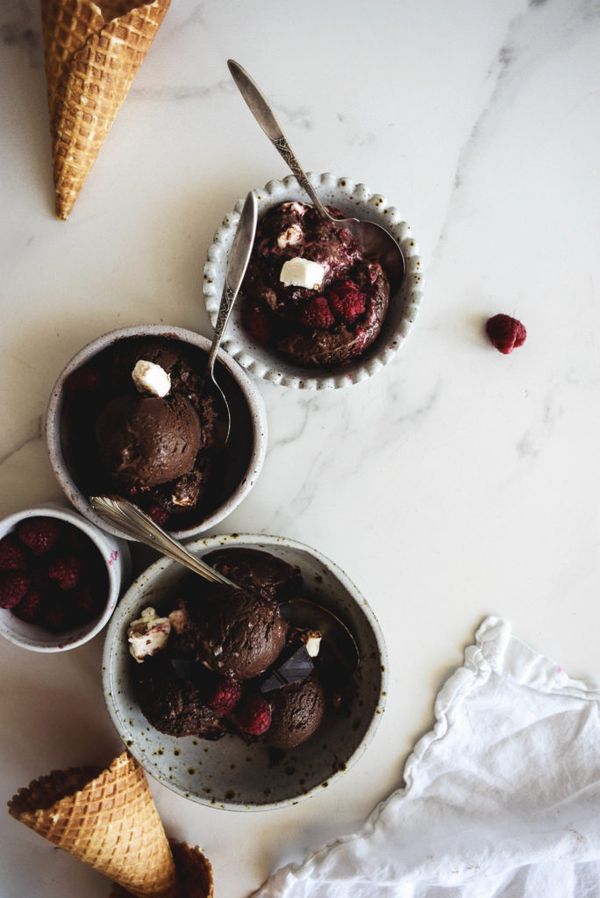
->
[0,502,130,652]
[45,325,268,542]
[203,172,422,389]
[102,533,387,810]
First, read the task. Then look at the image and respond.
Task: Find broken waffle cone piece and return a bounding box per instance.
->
[111,841,215,898]
[41,0,171,219]
[8,751,177,898]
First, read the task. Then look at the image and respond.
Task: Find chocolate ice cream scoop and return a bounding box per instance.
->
[134,656,226,740]
[266,675,326,749]
[196,587,288,680]
[96,393,201,492]
[204,548,301,602]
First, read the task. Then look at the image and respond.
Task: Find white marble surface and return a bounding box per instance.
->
[1,0,600,895]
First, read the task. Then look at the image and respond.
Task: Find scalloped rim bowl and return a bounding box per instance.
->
[203,172,423,390]
[102,532,388,811]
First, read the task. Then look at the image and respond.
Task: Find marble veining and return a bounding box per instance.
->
[1,1,600,897]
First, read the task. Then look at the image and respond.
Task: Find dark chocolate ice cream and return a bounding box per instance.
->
[267,675,326,749]
[196,587,288,680]
[134,656,226,740]
[96,393,201,492]
[62,335,257,530]
[204,548,301,602]
[242,201,390,368]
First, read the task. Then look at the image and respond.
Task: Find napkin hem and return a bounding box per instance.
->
[252,615,600,896]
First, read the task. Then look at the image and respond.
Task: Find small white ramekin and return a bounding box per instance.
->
[203,172,423,390]
[45,325,268,542]
[0,502,130,653]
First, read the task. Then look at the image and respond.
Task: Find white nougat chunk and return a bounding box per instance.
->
[132,360,171,398]
[280,257,326,290]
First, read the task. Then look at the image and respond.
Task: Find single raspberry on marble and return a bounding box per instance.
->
[17,517,61,556]
[300,296,335,330]
[48,555,83,591]
[206,677,243,716]
[0,572,30,609]
[12,589,44,624]
[0,536,27,571]
[329,280,366,324]
[234,694,272,736]
[485,314,527,354]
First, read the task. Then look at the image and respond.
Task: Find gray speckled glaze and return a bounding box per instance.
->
[203,172,423,390]
[102,533,387,811]
[45,325,268,543]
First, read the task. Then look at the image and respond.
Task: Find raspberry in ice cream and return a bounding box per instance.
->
[129,548,355,754]
[241,201,390,367]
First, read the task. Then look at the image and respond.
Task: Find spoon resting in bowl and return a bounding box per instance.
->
[90,495,359,671]
[227,59,405,292]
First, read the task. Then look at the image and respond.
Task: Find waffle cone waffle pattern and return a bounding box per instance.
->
[8,752,178,897]
[41,0,170,219]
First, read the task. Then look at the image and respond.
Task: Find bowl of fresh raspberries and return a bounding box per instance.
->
[0,503,130,652]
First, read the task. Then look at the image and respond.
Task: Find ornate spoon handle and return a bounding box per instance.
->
[90,496,238,589]
[228,59,333,222]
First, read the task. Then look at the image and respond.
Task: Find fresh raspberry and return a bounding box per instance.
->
[17,517,61,555]
[300,296,335,330]
[485,314,527,354]
[71,585,103,622]
[328,280,366,324]
[146,504,170,527]
[245,304,272,344]
[0,535,27,571]
[48,555,83,591]
[234,694,272,736]
[12,589,44,624]
[0,572,30,609]
[206,678,243,716]
[43,597,69,633]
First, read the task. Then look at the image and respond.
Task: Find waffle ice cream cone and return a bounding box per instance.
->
[111,842,214,898]
[8,751,177,898]
[41,0,170,219]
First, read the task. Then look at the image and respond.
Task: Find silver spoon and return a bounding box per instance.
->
[207,190,258,444]
[90,495,359,670]
[227,59,405,291]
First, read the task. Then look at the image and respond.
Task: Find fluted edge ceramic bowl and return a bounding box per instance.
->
[203,172,423,390]
[0,502,130,652]
[102,532,388,810]
[45,325,268,543]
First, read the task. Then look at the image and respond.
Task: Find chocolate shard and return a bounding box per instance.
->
[260,645,314,694]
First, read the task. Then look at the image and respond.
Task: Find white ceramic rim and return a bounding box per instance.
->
[0,502,130,653]
[203,172,423,390]
[102,532,389,811]
[45,324,268,542]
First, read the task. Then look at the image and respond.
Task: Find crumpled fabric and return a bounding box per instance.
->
[254,617,600,898]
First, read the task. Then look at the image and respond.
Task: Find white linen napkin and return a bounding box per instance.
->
[254,617,600,898]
